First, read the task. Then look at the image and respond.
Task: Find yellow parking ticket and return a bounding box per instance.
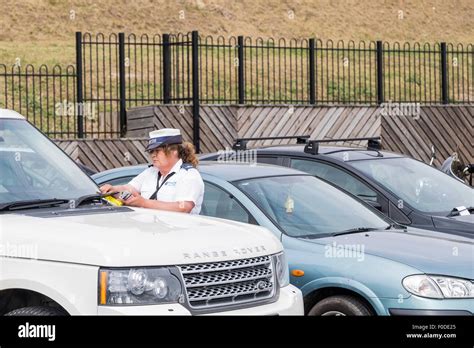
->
[102,195,123,206]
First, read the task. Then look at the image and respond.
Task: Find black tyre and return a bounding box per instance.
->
[308,295,372,316]
[5,306,65,316]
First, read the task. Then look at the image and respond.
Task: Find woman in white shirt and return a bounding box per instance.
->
[99,128,204,214]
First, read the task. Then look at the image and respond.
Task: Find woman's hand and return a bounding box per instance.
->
[122,191,146,207]
[99,184,114,194]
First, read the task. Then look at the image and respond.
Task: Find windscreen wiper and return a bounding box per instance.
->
[0,198,70,212]
[332,227,380,236]
[296,232,334,239]
[447,206,474,217]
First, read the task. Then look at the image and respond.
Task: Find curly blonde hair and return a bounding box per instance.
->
[160,142,199,167]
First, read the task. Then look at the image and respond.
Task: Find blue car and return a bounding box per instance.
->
[201,137,474,238]
[93,162,474,316]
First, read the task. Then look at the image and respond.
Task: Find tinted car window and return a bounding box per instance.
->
[201,182,253,224]
[290,158,378,202]
[350,157,473,213]
[257,156,279,165]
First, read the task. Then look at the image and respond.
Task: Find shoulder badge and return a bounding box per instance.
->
[181,162,194,170]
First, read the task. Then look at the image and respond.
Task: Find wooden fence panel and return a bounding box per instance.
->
[55,105,472,171]
[56,139,149,172]
[381,105,473,167]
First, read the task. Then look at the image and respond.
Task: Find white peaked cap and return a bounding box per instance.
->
[149,128,181,138]
[146,128,183,151]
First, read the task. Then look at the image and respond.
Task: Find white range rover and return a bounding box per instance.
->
[0,109,303,315]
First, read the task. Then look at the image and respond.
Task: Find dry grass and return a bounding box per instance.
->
[1,0,472,138]
[0,0,473,66]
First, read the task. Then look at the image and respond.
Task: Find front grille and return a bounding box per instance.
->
[178,255,276,310]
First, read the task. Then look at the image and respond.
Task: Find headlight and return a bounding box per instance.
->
[99,267,183,305]
[402,274,474,299]
[273,252,289,287]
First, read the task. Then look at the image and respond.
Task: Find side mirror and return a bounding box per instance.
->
[365,199,382,211]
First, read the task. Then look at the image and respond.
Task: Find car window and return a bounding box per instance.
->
[350,157,474,214]
[201,182,254,224]
[236,175,389,237]
[102,176,136,186]
[18,152,66,189]
[290,158,379,202]
[0,119,98,204]
[257,156,279,165]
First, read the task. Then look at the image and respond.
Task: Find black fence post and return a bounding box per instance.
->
[237,36,245,104]
[191,31,200,153]
[309,38,316,104]
[162,34,171,104]
[440,42,449,104]
[118,33,127,137]
[75,32,84,138]
[376,41,384,105]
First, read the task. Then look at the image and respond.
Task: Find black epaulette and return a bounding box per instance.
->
[181,163,194,170]
[148,164,153,167]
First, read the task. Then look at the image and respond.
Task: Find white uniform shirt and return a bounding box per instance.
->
[128,159,204,214]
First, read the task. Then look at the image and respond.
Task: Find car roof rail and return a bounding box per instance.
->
[232,135,310,151]
[303,137,382,155]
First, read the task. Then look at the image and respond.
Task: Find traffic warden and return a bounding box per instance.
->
[100,128,204,214]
